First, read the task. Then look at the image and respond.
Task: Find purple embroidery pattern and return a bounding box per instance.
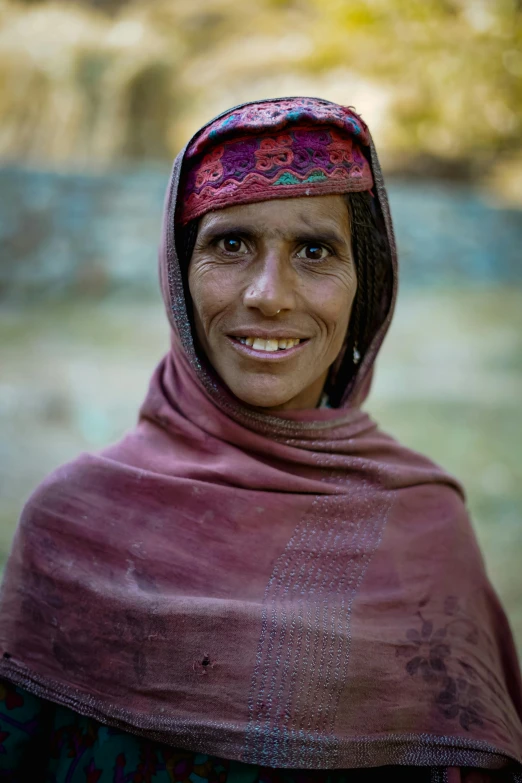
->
[180,98,374,224]
[397,596,485,732]
[187,98,371,158]
[181,127,373,224]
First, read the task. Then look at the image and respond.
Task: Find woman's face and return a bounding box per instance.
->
[188,194,357,411]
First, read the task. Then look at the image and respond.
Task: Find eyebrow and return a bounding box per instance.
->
[293,231,346,247]
[197,222,347,247]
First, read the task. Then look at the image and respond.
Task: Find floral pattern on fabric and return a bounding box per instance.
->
[180,117,373,224]
[396,596,521,737]
[0,679,233,782]
[0,679,45,781]
[0,680,440,782]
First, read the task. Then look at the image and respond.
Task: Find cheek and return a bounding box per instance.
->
[308,275,356,336]
[189,265,236,327]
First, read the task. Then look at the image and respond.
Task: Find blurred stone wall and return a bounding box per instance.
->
[1,0,521,205]
[1,166,522,301]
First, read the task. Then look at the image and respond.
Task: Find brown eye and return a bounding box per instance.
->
[297,244,330,261]
[218,236,246,254]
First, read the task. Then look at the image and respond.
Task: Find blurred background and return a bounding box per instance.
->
[0,0,521,653]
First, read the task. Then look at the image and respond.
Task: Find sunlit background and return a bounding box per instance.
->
[1,0,521,654]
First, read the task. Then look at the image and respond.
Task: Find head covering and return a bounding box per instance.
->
[179,119,373,224]
[0,98,521,773]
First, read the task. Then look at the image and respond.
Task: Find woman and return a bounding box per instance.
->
[0,97,520,781]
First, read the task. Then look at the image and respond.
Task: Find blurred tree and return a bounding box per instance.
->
[303,0,522,169]
[0,2,182,163]
[15,0,132,11]
[0,0,520,193]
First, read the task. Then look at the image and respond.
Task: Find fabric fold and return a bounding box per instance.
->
[0,97,520,770]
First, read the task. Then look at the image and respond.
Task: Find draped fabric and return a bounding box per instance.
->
[0,97,520,772]
[0,680,516,781]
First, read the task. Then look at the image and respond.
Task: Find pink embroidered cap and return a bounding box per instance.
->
[178,98,374,225]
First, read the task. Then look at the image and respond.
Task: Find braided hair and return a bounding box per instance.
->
[325,191,391,406]
[177,191,391,408]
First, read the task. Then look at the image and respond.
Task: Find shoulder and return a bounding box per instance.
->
[366,430,483,567]
[7,452,140,578]
[19,446,145,535]
[16,454,100,538]
[358,424,466,502]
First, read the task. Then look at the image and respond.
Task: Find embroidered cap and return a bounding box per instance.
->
[178,99,374,225]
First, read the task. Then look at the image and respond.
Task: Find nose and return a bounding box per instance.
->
[242,248,296,316]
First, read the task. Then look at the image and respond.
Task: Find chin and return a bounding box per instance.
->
[226,378,300,411]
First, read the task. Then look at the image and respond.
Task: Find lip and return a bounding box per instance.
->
[227,336,309,361]
[228,329,310,340]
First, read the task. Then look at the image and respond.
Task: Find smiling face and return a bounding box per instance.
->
[187,194,357,411]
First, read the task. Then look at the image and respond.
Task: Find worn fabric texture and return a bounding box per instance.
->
[0,97,521,773]
[0,678,456,782]
[0,681,515,783]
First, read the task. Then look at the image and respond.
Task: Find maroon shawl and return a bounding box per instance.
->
[0,98,521,771]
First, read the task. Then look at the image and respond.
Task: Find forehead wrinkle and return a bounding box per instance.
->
[198,205,350,244]
[198,214,264,240]
[257,212,350,243]
[292,214,350,246]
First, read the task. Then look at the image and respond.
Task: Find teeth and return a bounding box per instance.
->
[253,338,267,350]
[237,337,302,351]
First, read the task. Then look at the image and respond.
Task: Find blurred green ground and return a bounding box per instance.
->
[1,287,521,653]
